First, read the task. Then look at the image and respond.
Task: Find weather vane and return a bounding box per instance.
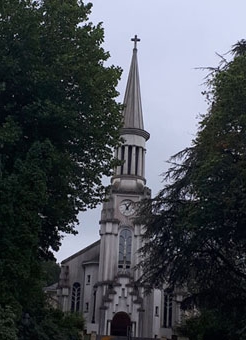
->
[131,35,140,49]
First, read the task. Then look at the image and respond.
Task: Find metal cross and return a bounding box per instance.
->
[131,35,140,49]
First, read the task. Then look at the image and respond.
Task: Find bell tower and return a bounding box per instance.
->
[96,36,152,337]
[112,34,150,192]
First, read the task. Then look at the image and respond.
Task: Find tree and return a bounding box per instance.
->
[18,309,85,340]
[0,306,18,340]
[138,41,246,338]
[177,309,231,340]
[0,0,122,324]
[41,260,61,287]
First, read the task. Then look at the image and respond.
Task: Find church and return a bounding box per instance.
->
[57,36,183,339]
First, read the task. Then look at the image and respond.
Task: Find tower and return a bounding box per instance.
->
[95,35,153,337]
[58,36,179,339]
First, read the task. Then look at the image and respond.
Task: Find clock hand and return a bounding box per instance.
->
[125,202,131,210]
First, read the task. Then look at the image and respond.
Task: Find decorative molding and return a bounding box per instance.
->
[121,127,150,141]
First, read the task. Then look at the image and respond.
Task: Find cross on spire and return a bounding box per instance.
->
[131,35,140,49]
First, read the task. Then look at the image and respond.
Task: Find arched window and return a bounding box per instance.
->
[118,228,132,270]
[71,282,81,312]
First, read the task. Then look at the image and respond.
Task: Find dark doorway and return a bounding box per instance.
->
[111,312,131,336]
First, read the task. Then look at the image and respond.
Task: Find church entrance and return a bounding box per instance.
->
[111,312,131,336]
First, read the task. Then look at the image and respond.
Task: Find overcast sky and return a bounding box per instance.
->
[56,0,246,262]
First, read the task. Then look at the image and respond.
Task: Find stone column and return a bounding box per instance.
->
[142,149,146,178]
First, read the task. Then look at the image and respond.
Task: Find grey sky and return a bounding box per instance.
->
[56,0,246,262]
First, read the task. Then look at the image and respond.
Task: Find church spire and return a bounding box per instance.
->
[123,35,144,130]
[112,35,149,189]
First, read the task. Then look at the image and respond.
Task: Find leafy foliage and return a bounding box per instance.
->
[0,0,122,335]
[0,0,122,258]
[0,305,18,340]
[138,41,246,338]
[178,309,228,340]
[18,309,85,340]
[41,260,61,287]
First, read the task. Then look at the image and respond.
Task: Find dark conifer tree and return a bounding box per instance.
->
[138,41,246,339]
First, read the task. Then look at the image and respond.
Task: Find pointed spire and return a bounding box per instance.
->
[123,35,144,130]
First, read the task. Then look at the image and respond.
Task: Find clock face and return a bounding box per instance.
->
[119,199,135,216]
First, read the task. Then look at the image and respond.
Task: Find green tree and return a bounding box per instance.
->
[0,306,18,340]
[41,260,60,287]
[138,41,246,339]
[18,309,85,340]
[177,309,231,340]
[0,0,122,327]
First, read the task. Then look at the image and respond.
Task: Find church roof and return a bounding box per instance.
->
[61,239,100,264]
[123,35,144,130]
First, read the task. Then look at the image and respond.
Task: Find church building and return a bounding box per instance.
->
[57,36,183,339]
